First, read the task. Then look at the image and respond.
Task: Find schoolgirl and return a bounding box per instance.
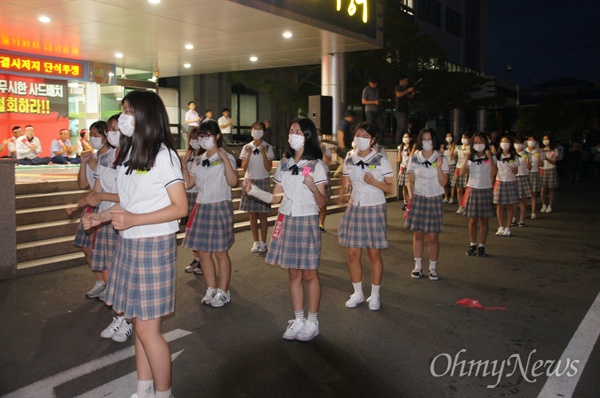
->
[396,132,413,210]
[461,132,497,257]
[240,121,274,252]
[513,137,532,226]
[338,122,394,310]
[453,133,471,214]
[525,135,542,219]
[317,128,333,232]
[182,120,238,307]
[493,136,519,237]
[540,135,559,212]
[405,128,449,280]
[244,118,327,341]
[83,90,187,398]
[441,132,457,204]
[181,127,202,274]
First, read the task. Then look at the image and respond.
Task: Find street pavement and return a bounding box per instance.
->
[1,179,599,398]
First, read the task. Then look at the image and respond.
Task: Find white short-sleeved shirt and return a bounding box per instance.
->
[496,155,518,182]
[273,158,328,216]
[185,109,200,127]
[16,136,42,159]
[117,145,184,239]
[456,145,471,168]
[7,137,17,157]
[190,151,236,204]
[526,148,541,172]
[397,144,411,169]
[343,149,393,206]
[239,142,275,179]
[407,150,449,197]
[185,156,198,193]
[50,139,73,157]
[515,151,530,176]
[94,148,118,212]
[443,146,458,165]
[218,116,232,135]
[466,155,496,189]
[541,148,557,169]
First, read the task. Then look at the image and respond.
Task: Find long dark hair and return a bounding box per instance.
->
[468,132,491,158]
[354,121,378,145]
[499,135,517,160]
[89,121,107,138]
[416,127,440,151]
[198,120,223,154]
[114,90,177,170]
[285,118,322,160]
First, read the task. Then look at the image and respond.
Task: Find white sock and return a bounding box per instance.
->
[429,260,437,271]
[371,284,380,298]
[470,242,476,246]
[137,380,154,398]
[294,310,305,320]
[155,388,172,398]
[307,312,318,322]
[414,258,422,269]
[352,281,363,296]
[478,243,485,248]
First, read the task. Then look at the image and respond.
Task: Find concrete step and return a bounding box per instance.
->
[17,236,81,263]
[16,252,87,277]
[15,180,81,195]
[17,219,80,244]
[16,190,87,210]
[16,205,79,226]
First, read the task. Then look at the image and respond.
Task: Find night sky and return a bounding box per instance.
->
[486,0,600,86]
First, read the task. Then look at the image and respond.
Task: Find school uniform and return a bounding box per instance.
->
[73,151,105,249]
[183,151,237,252]
[515,151,532,199]
[106,145,184,321]
[320,143,333,200]
[540,148,559,188]
[464,154,496,218]
[239,142,275,212]
[338,149,393,248]
[404,151,449,233]
[493,154,519,204]
[265,158,328,269]
[89,147,119,272]
[452,145,470,187]
[397,145,411,186]
[443,146,457,185]
[526,148,542,192]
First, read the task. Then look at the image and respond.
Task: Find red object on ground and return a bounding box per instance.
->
[456,298,507,311]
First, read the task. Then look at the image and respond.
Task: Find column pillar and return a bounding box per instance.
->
[0,159,17,279]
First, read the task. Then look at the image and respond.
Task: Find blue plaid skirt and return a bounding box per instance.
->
[398,167,408,186]
[183,200,234,252]
[516,175,532,199]
[405,195,443,233]
[266,214,321,270]
[240,177,272,213]
[451,169,469,188]
[106,234,176,320]
[446,163,457,186]
[464,187,495,218]
[493,180,519,204]
[540,167,559,189]
[529,172,541,192]
[338,203,389,248]
[73,207,96,249]
[90,223,119,272]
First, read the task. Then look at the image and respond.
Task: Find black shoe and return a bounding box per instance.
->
[478,246,486,257]
[185,259,200,273]
[319,225,325,232]
[402,203,407,211]
[467,245,477,256]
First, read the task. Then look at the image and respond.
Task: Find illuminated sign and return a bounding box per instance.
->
[337,0,368,23]
[0,51,84,79]
[0,79,65,115]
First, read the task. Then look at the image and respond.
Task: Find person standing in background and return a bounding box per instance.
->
[185,101,201,130]
[218,108,235,144]
[334,110,356,178]
[394,75,415,145]
[361,77,385,142]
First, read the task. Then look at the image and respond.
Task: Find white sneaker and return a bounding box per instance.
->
[112,320,133,343]
[86,281,106,298]
[258,241,267,253]
[503,227,511,237]
[442,197,448,203]
[282,318,305,340]
[345,292,364,308]
[101,317,124,339]
[495,226,505,236]
[546,206,552,213]
[448,198,454,204]
[367,295,380,310]
[296,320,319,341]
[428,269,439,281]
[540,205,547,212]
[250,241,260,253]
[210,288,231,307]
[201,287,217,304]
[411,268,423,279]
[456,206,465,215]
[98,289,106,302]
[531,212,537,220]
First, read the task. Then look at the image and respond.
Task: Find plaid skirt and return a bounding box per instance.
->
[464,187,495,218]
[405,195,444,233]
[451,169,469,188]
[73,207,96,248]
[240,177,272,213]
[447,163,457,186]
[540,167,559,189]
[266,214,321,270]
[106,234,176,320]
[90,223,119,272]
[398,167,408,186]
[516,175,532,199]
[338,203,389,248]
[183,200,234,252]
[529,172,541,192]
[493,180,518,204]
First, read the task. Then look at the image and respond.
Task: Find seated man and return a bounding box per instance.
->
[51,128,81,164]
[1,125,23,158]
[16,125,51,165]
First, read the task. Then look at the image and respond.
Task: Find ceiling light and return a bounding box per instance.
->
[183,63,191,68]
[283,31,292,39]
[148,0,161,4]
[68,82,79,88]
[39,16,51,23]
[185,44,194,50]
[115,52,123,58]
[249,56,258,62]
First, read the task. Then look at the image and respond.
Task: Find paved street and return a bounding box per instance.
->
[1,179,599,398]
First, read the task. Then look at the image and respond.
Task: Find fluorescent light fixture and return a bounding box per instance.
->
[148,0,161,4]
[183,63,191,68]
[185,44,194,50]
[39,16,51,23]
[68,82,79,88]
[249,56,258,62]
[283,31,292,39]
[115,52,124,58]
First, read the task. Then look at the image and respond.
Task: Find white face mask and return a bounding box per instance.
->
[90,136,104,150]
[288,134,305,151]
[422,140,433,151]
[473,144,485,152]
[251,129,264,140]
[118,113,135,137]
[200,136,215,151]
[461,138,470,146]
[353,136,372,152]
[514,143,523,151]
[500,142,511,151]
[543,139,550,146]
[107,130,120,147]
[402,137,410,144]
[190,139,200,150]
[527,140,536,148]
[446,137,453,143]
[318,136,322,142]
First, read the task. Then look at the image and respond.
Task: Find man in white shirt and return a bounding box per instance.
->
[16,125,51,165]
[218,108,234,144]
[51,128,80,164]
[1,125,23,158]
[185,101,201,130]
